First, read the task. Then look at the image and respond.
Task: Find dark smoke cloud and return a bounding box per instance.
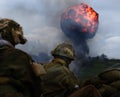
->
[59,4,99,76]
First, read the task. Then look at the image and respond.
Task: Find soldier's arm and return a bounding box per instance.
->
[61,71,80,90]
[31,62,46,76]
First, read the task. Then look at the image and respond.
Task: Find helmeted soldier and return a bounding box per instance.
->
[41,43,102,97]
[0,18,27,46]
[0,18,45,97]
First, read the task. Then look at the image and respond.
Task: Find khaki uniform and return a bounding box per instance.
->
[41,58,79,97]
[40,42,102,97]
[0,43,41,97]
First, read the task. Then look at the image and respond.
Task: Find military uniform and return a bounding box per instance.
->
[0,18,41,97]
[41,43,80,97]
[41,58,79,97]
[0,41,41,97]
[41,43,102,97]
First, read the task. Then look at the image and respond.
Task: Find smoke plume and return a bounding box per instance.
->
[60,3,99,75]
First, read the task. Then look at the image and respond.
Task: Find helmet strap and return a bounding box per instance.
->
[11,28,21,45]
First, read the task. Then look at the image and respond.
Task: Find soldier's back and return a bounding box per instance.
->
[41,59,79,97]
[0,46,37,97]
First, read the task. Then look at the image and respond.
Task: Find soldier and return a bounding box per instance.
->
[0,18,45,97]
[41,43,102,97]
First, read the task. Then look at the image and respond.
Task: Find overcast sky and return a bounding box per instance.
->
[89,0,120,59]
[0,0,120,59]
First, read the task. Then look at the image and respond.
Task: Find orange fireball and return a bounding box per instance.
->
[61,3,99,39]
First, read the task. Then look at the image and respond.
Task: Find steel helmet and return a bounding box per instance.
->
[51,43,76,60]
[0,18,27,45]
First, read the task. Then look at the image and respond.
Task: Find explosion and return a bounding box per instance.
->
[61,3,99,39]
[60,3,99,76]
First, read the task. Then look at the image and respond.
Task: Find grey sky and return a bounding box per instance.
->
[89,0,120,59]
[0,0,120,59]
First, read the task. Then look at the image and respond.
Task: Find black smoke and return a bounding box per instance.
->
[60,3,99,76]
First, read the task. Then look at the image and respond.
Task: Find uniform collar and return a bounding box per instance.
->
[52,58,68,67]
[0,39,13,48]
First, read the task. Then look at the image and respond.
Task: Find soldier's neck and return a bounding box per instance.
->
[52,58,68,67]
